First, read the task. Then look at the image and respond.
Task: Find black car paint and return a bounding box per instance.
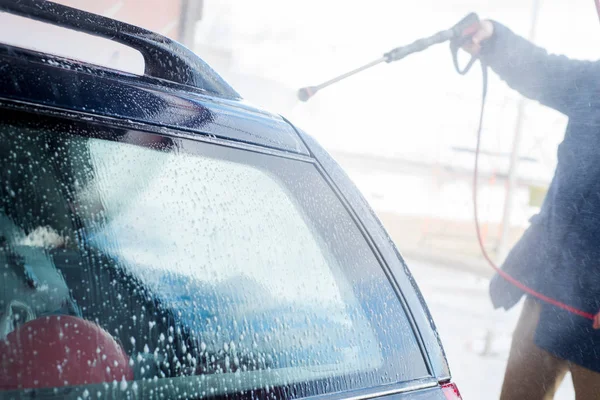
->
[0,38,451,400]
[0,45,309,156]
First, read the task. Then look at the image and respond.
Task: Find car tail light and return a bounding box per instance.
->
[442,383,463,399]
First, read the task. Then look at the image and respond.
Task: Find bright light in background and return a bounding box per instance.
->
[0,0,198,76]
[193,0,598,228]
[0,12,145,74]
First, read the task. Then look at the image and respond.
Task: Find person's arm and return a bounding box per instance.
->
[466,20,599,117]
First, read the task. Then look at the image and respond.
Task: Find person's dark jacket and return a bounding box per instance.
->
[481,22,600,317]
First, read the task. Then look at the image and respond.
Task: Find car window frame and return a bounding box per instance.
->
[0,100,440,400]
[294,127,451,381]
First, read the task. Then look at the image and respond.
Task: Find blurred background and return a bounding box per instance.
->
[3,0,598,398]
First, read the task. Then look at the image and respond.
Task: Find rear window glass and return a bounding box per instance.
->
[0,116,428,399]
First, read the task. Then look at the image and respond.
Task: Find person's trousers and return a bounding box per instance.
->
[500,297,600,400]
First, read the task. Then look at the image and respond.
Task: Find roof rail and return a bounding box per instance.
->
[0,0,240,99]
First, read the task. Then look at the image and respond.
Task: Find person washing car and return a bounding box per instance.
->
[465,20,600,400]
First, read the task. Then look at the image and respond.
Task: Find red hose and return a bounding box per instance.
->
[472,66,595,320]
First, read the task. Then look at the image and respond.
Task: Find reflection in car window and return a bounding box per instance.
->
[0,120,428,398]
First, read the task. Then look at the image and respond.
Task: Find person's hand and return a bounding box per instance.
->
[462,20,494,55]
[594,311,600,329]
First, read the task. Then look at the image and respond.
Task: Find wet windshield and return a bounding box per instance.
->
[0,119,426,398]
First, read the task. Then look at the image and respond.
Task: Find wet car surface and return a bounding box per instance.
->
[0,1,459,399]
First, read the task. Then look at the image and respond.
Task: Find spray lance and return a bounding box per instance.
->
[298,13,598,322]
[297,13,480,102]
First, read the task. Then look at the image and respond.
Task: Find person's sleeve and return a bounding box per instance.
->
[479,21,600,117]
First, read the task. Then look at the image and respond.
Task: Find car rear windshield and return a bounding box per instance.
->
[0,114,429,399]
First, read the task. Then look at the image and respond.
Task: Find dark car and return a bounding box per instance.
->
[0,1,461,399]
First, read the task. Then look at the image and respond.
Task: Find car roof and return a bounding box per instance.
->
[0,0,310,156]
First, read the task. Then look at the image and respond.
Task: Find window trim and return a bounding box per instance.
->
[294,129,451,381]
[309,152,436,379]
[0,376,439,400]
[303,377,439,400]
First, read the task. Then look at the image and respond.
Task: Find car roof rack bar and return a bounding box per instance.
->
[0,0,240,99]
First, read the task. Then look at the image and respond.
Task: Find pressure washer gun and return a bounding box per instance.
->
[297,12,481,102]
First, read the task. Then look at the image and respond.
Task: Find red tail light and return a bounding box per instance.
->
[442,383,463,399]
